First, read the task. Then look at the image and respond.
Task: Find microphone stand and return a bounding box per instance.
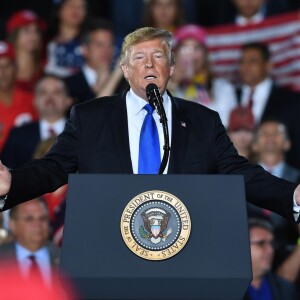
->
[148,89,170,174]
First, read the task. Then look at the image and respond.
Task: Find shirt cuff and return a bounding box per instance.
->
[293,191,300,221]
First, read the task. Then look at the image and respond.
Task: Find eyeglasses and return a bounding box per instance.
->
[14,215,49,223]
[250,240,277,248]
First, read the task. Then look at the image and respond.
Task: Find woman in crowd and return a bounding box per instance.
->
[168,24,237,127]
[7,10,46,93]
[143,0,185,32]
[44,0,87,77]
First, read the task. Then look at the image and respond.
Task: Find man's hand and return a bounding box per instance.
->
[295,184,300,206]
[0,161,11,196]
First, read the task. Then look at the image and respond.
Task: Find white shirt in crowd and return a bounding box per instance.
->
[39,118,66,141]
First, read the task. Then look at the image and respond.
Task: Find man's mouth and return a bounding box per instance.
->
[144,75,157,80]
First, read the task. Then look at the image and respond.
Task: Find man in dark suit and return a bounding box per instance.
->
[243,218,297,300]
[65,18,128,104]
[1,74,71,169]
[0,27,299,222]
[0,198,60,287]
[236,42,300,169]
[248,120,300,277]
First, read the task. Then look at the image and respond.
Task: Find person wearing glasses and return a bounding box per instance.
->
[244,218,296,300]
[0,198,60,288]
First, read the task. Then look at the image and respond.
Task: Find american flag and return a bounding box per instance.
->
[206,11,300,91]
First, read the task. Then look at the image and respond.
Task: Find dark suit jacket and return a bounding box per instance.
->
[236,85,300,169]
[65,69,129,104]
[65,70,96,104]
[0,121,41,169]
[4,91,297,221]
[243,273,297,300]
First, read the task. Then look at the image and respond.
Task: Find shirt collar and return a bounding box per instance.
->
[236,10,264,26]
[260,161,285,177]
[40,118,66,136]
[126,88,170,116]
[242,77,272,96]
[82,64,97,87]
[15,242,48,261]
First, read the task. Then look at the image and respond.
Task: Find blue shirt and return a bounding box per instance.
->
[248,277,272,300]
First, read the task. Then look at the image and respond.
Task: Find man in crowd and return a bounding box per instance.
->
[249,120,300,281]
[215,0,289,26]
[65,18,127,103]
[253,120,300,183]
[227,105,255,160]
[1,74,72,169]
[236,42,300,168]
[0,198,60,287]
[244,218,296,300]
[0,27,299,225]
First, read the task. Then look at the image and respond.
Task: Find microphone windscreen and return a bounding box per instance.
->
[146,83,158,94]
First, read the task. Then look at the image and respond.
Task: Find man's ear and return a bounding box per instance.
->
[252,141,259,153]
[283,139,291,152]
[121,64,129,81]
[169,65,175,78]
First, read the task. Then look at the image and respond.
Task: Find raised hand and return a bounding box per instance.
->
[0,161,11,196]
[295,184,300,206]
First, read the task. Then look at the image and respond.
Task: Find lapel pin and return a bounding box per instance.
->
[180,121,186,128]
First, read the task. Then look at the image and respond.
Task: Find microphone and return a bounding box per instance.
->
[145,83,170,174]
[146,83,162,112]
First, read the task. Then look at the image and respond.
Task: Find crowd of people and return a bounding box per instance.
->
[0,0,300,298]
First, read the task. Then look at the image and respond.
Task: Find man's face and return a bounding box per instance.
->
[233,0,265,18]
[35,77,71,120]
[239,48,270,87]
[121,38,174,100]
[0,57,16,91]
[254,122,290,156]
[228,129,254,154]
[250,227,274,279]
[82,29,114,70]
[9,200,49,251]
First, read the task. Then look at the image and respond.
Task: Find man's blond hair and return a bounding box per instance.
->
[119,27,175,66]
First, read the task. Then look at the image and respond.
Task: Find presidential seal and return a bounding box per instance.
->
[120,190,191,261]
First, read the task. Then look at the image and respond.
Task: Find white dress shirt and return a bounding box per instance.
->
[240,77,272,123]
[235,11,264,26]
[126,89,172,174]
[15,243,52,287]
[82,64,98,88]
[39,118,66,141]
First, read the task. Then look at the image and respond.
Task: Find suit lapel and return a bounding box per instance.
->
[167,94,190,174]
[108,91,133,173]
[261,85,277,121]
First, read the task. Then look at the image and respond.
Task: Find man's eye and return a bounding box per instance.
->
[134,56,143,60]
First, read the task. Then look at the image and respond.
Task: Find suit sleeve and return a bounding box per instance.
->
[3,106,81,210]
[213,113,298,221]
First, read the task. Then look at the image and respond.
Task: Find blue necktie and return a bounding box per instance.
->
[138,104,161,174]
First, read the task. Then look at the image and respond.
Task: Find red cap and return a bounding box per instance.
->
[0,41,15,60]
[7,10,46,34]
[228,106,255,131]
[173,24,207,48]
